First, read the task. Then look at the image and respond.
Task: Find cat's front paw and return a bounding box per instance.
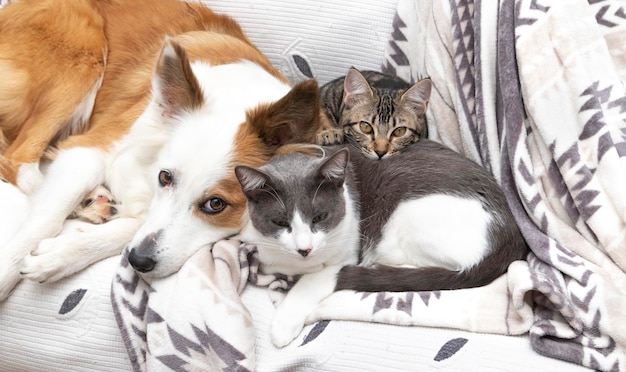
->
[316,128,344,146]
[270,312,306,348]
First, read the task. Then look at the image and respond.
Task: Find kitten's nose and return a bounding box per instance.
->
[298,248,312,257]
[374,150,386,159]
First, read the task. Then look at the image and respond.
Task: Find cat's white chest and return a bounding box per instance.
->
[362,194,492,271]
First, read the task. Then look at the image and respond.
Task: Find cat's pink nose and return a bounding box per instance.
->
[298,248,312,257]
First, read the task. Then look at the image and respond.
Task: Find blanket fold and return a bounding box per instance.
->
[111,240,256,372]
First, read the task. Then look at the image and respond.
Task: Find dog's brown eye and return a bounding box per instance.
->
[158,170,173,187]
[199,198,227,214]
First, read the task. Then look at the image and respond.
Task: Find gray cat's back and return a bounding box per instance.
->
[333,139,528,291]
[337,140,512,247]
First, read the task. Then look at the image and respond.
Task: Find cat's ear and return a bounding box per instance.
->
[318,149,349,187]
[400,78,431,115]
[153,37,204,118]
[343,68,374,109]
[235,165,271,197]
[247,80,321,149]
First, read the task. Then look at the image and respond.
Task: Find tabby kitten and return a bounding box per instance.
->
[317,68,432,159]
[235,141,527,347]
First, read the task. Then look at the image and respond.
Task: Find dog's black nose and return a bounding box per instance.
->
[128,249,156,273]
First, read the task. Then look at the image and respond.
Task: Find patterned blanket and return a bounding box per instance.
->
[111,241,257,372]
[379,0,626,370]
[111,1,626,371]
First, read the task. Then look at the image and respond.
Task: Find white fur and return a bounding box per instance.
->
[0,59,291,300]
[0,147,107,294]
[16,162,44,195]
[125,60,292,279]
[362,194,492,271]
[238,184,360,347]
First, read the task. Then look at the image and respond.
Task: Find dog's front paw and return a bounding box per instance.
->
[270,311,306,348]
[315,128,344,146]
[16,162,44,195]
[20,237,77,283]
[0,257,23,301]
[71,185,119,224]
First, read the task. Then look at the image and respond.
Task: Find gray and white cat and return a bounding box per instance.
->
[316,68,432,160]
[235,140,527,347]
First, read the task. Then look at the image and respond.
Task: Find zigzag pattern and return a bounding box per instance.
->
[382,13,411,79]
[591,1,626,28]
[515,0,551,29]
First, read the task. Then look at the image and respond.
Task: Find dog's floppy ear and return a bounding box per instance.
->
[153,37,204,118]
[247,80,321,149]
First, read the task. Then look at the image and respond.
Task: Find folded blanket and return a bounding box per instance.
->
[111,241,257,372]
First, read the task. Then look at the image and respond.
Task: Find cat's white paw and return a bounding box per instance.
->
[270,311,306,348]
[316,128,344,146]
[20,236,78,283]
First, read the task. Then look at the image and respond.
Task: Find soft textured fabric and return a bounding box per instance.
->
[1,0,624,371]
[378,0,626,370]
[203,0,398,85]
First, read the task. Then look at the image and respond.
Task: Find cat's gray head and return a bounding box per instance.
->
[341,69,431,160]
[235,148,350,259]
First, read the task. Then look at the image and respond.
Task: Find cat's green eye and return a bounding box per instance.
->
[359,121,373,134]
[272,219,290,228]
[312,212,328,224]
[392,127,407,137]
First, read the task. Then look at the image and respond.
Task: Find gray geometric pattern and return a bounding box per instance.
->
[111,244,255,372]
[381,0,626,370]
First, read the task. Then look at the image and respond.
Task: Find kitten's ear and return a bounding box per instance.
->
[318,149,349,186]
[343,68,374,109]
[247,80,321,149]
[153,38,204,118]
[235,165,270,196]
[400,78,431,115]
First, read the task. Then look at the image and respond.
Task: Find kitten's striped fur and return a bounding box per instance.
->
[317,69,432,160]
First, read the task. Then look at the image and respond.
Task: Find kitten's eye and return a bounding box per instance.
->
[312,212,328,224]
[158,170,173,187]
[272,219,290,228]
[199,198,227,214]
[81,198,94,208]
[392,127,407,137]
[359,121,373,134]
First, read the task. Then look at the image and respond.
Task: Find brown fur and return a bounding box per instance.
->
[0,0,283,186]
[195,81,323,230]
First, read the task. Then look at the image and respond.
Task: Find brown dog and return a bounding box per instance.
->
[0,0,320,300]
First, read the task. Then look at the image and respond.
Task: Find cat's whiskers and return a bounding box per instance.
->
[258,185,286,210]
[312,182,324,204]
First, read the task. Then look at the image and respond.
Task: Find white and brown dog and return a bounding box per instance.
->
[0,0,320,300]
